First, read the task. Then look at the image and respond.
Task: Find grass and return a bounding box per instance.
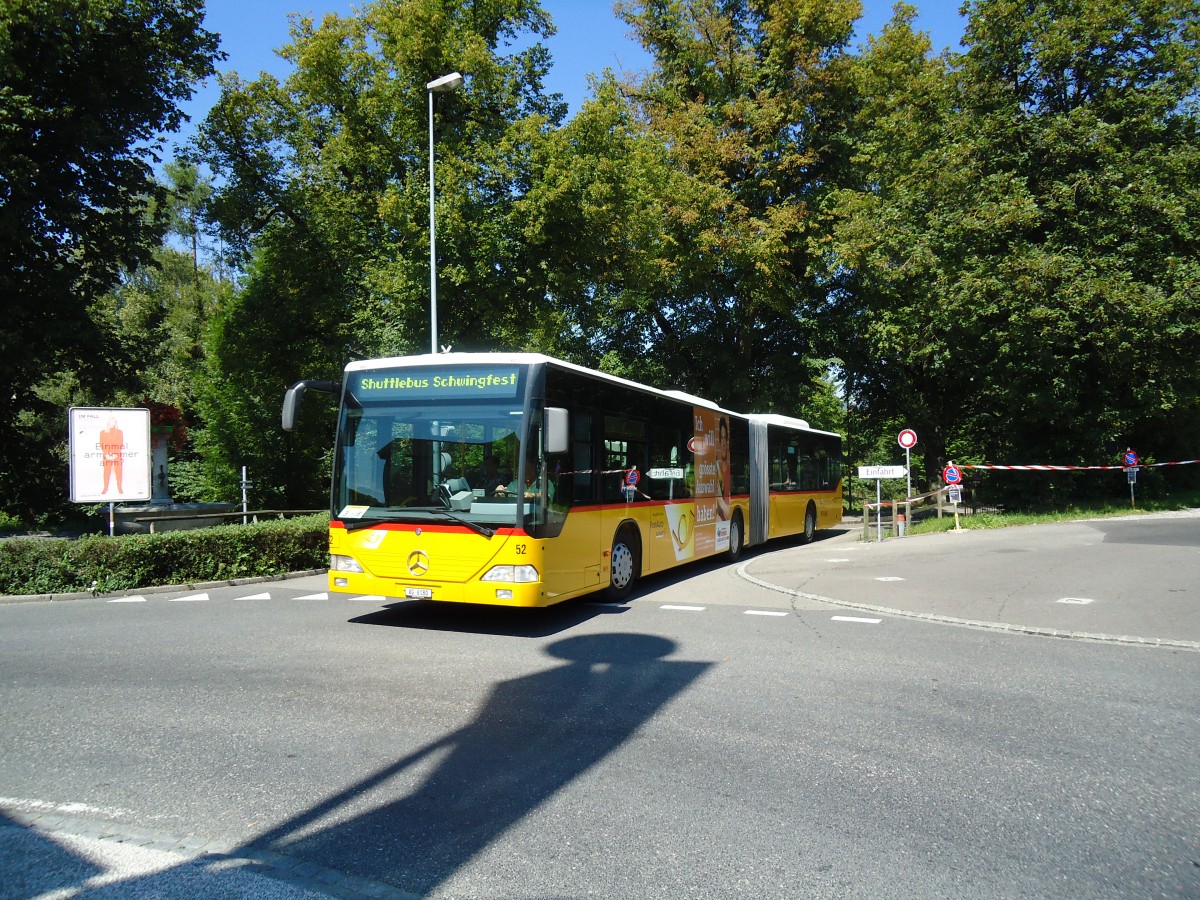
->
[904,489,1200,536]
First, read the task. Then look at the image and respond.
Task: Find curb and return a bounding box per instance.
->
[0,569,328,605]
[735,564,1200,652]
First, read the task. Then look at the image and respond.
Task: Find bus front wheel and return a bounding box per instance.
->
[802,503,817,543]
[607,529,640,601]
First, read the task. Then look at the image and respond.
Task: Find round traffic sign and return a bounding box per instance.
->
[1123,449,1138,468]
[898,429,918,449]
[943,464,963,485]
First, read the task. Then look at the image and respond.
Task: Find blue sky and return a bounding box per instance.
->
[178,0,968,141]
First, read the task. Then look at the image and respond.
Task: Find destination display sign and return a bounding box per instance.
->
[351,366,524,401]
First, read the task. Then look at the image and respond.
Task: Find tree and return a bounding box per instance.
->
[0,0,220,521]
[523,0,861,413]
[953,0,1200,477]
[820,0,1200,498]
[193,0,567,503]
[816,5,964,485]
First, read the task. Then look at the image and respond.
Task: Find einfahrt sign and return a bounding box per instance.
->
[858,465,908,479]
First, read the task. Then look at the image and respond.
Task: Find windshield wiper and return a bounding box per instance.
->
[342,516,393,532]
[426,509,495,538]
[339,510,494,538]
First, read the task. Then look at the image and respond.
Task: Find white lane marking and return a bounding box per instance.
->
[826,558,851,562]
[875,577,905,582]
[235,592,271,600]
[107,596,146,603]
[832,615,883,624]
[1057,597,1095,605]
[295,592,329,600]
[349,595,389,603]
[744,610,788,617]
[169,592,209,602]
[661,604,705,611]
[0,796,136,819]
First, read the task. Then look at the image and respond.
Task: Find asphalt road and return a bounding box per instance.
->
[2,514,1198,899]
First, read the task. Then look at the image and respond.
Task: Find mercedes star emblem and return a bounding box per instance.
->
[407,550,430,577]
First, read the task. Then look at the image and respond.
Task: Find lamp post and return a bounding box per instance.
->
[426,71,464,355]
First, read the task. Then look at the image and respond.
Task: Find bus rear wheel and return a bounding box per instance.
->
[727,511,744,561]
[802,503,817,543]
[607,529,640,601]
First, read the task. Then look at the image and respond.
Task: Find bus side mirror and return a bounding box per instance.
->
[545,407,569,455]
[282,380,340,431]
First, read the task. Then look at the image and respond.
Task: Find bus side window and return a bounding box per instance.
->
[572,413,594,505]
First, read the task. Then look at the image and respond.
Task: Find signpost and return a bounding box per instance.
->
[858,465,908,542]
[897,429,917,505]
[942,463,964,532]
[1122,449,1139,509]
[69,407,152,535]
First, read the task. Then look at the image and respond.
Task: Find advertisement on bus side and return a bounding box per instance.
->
[688,406,732,557]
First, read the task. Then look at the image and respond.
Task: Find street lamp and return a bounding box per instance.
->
[426,71,464,354]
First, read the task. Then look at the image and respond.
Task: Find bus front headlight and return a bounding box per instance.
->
[331,554,364,573]
[481,565,539,583]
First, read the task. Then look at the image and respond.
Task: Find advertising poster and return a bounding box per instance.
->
[691,406,732,556]
[69,407,152,503]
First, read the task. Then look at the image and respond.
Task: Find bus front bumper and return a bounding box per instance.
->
[328,572,548,607]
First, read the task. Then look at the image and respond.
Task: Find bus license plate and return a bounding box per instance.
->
[405,588,433,599]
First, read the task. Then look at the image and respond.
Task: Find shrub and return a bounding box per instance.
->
[0,514,329,596]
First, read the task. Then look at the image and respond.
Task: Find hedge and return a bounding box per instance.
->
[0,514,330,596]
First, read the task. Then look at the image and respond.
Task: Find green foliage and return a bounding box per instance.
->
[193,239,345,507]
[0,0,222,521]
[192,0,568,503]
[525,0,861,409]
[820,0,1200,501]
[5,0,1196,524]
[0,514,329,596]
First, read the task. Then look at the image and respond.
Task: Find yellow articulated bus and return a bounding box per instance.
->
[282,353,842,608]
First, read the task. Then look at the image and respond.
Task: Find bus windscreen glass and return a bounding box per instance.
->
[333,366,537,528]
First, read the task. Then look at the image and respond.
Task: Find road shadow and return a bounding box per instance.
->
[239,631,710,895]
[349,596,626,637]
[1090,518,1200,547]
[9,633,709,898]
[0,810,103,898]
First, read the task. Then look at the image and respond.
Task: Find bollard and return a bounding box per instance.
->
[896,513,906,537]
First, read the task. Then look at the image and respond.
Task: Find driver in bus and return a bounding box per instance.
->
[472,455,506,496]
[495,458,554,501]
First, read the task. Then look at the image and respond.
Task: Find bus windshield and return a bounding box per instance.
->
[332,365,543,530]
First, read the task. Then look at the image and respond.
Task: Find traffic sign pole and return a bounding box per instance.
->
[897,430,918,504]
[876,478,882,542]
[905,447,911,503]
[943,463,964,532]
[896,430,919,536]
[1123,449,1139,509]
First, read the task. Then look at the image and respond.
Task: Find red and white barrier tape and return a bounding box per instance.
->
[960,460,1200,472]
